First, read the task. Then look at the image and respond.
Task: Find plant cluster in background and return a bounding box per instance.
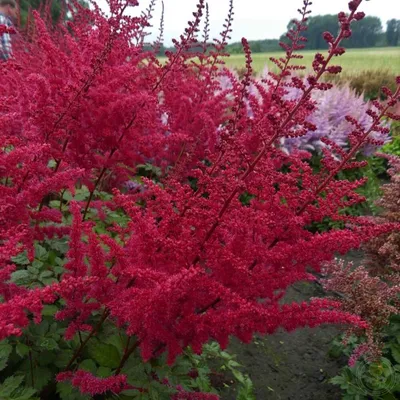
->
[324,156,400,400]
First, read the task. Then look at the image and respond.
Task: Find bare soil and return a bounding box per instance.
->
[221,251,364,400]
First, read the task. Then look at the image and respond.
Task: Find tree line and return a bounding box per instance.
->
[226,15,400,54]
[18,2,400,54]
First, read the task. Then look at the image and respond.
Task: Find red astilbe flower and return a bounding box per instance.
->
[0,0,399,396]
[57,370,127,395]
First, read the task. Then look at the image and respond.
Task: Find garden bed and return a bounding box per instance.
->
[222,251,365,399]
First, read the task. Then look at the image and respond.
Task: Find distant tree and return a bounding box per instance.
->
[18,0,87,26]
[386,19,400,46]
[281,15,383,49]
[347,16,383,48]
[225,39,280,54]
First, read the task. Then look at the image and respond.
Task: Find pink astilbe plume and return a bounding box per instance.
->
[0,0,399,396]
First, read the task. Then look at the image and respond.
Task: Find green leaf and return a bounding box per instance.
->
[11,252,30,265]
[26,367,52,391]
[41,277,59,285]
[87,340,120,368]
[97,366,112,378]
[32,260,44,270]
[9,387,38,400]
[0,375,24,397]
[0,342,13,371]
[27,266,39,276]
[389,344,400,364]
[34,244,47,261]
[53,350,74,369]
[231,369,246,384]
[57,382,90,400]
[236,377,256,400]
[39,271,53,280]
[38,338,59,351]
[10,270,31,285]
[42,305,58,317]
[49,200,61,209]
[79,359,97,374]
[16,343,30,358]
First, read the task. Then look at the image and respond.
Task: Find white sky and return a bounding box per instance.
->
[95,0,400,45]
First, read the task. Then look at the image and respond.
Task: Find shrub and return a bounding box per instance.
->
[325,156,400,399]
[340,69,399,101]
[0,0,399,398]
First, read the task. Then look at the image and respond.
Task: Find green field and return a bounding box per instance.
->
[222,47,400,75]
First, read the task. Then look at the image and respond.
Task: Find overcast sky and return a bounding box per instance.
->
[95,0,400,45]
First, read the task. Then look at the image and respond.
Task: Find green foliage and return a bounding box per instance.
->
[0,376,38,400]
[330,315,400,399]
[332,69,399,101]
[386,19,400,47]
[18,0,89,26]
[3,195,254,398]
[225,39,280,54]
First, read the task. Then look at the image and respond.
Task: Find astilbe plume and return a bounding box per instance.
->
[0,0,399,396]
[278,82,391,155]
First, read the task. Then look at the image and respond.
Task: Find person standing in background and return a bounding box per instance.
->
[0,0,17,61]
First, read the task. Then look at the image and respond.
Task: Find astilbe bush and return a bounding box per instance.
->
[0,0,400,397]
[323,258,400,365]
[365,155,400,276]
[323,157,400,398]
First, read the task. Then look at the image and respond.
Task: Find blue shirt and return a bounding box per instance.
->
[0,13,13,60]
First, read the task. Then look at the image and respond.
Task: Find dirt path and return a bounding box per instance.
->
[221,251,364,400]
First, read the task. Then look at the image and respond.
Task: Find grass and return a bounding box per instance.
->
[222,47,400,75]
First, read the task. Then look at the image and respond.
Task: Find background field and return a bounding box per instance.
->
[221,47,400,75]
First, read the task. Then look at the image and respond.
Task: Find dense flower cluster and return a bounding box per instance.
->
[0,0,399,396]
[279,83,391,155]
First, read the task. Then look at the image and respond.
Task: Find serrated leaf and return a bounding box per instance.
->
[27,266,39,276]
[0,342,13,371]
[11,270,31,285]
[26,367,52,391]
[49,200,61,209]
[38,338,59,351]
[34,244,47,261]
[41,277,59,285]
[39,270,53,279]
[10,386,38,400]
[11,252,30,265]
[32,260,44,270]
[57,382,90,400]
[55,257,64,266]
[87,340,120,368]
[16,343,30,358]
[0,375,24,397]
[48,239,69,254]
